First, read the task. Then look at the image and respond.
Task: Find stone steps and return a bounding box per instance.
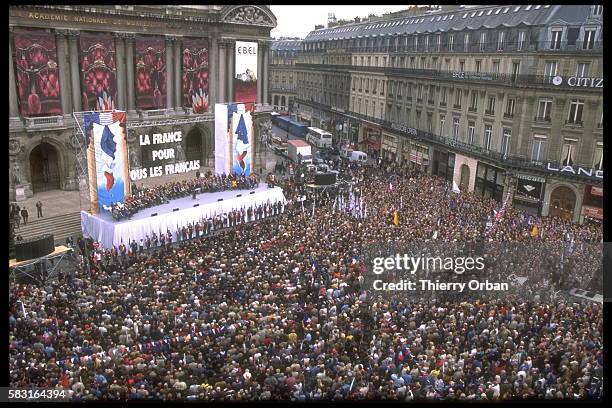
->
[13,212,82,244]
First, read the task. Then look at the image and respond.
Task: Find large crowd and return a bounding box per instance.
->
[109,172,259,220]
[9,161,603,401]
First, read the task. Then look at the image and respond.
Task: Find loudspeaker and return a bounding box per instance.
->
[314,173,336,186]
[217,198,223,202]
[14,234,54,262]
[193,204,199,207]
[173,208,180,212]
[236,194,242,197]
[250,191,255,194]
[151,213,158,217]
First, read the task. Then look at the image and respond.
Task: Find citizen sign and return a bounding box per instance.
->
[553,76,603,88]
[547,163,603,179]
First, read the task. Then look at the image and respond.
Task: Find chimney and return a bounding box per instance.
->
[315,24,324,30]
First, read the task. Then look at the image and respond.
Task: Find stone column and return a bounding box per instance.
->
[218,41,227,103]
[256,41,263,104]
[55,30,73,117]
[262,41,270,106]
[208,35,218,108]
[226,39,235,102]
[67,30,82,111]
[8,27,20,119]
[165,35,174,110]
[124,34,136,114]
[173,36,183,112]
[114,32,127,111]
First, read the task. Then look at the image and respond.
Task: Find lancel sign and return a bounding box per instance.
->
[546,163,603,179]
[552,75,603,88]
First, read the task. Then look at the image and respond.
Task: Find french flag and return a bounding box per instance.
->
[83,111,126,191]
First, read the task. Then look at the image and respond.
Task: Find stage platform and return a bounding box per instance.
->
[81,186,286,248]
[9,245,72,268]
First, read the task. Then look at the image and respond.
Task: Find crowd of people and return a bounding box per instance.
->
[9,161,603,401]
[109,172,259,221]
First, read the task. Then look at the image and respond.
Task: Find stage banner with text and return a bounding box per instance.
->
[215,102,255,176]
[83,111,128,214]
[13,27,62,117]
[234,41,257,103]
[79,32,117,111]
[134,36,166,110]
[182,37,209,113]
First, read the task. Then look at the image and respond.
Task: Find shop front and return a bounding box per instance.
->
[432,149,455,182]
[403,141,430,173]
[453,153,478,193]
[581,184,603,224]
[475,162,505,202]
[513,174,545,215]
[381,132,398,162]
[359,124,382,158]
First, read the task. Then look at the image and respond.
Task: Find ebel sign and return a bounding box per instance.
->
[546,162,603,179]
[552,75,603,88]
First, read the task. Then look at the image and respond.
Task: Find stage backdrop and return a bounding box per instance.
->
[134,36,166,110]
[215,103,255,176]
[234,41,258,103]
[79,32,117,111]
[83,111,129,214]
[12,27,62,117]
[182,37,209,113]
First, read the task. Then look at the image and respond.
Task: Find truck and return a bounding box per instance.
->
[287,139,312,164]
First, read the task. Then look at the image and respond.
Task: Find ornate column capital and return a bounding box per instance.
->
[55,29,69,37]
[66,29,80,39]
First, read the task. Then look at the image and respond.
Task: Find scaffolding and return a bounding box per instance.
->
[9,246,75,286]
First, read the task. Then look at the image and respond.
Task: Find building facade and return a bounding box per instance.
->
[9,5,276,201]
[295,4,603,223]
[268,39,302,114]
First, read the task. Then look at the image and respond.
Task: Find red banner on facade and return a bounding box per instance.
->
[79,32,117,111]
[582,205,603,219]
[134,36,166,110]
[13,28,62,117]
[182,37,209,113]
[591,186,603,196]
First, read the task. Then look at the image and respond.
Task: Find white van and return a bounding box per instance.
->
[349,151,368,163]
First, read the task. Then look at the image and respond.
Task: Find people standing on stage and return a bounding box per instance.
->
[145,235,151,251]
[36,201,43,218]
[139,238,144,254]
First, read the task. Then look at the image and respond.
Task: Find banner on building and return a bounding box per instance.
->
[83,111,129,214]
[515,176,544,201]
[134,36,166,110]
[79,33,117,111]
[214,103,255,176]
[13,28,62,117]
[582,205,603,220]
[234,41,258,103]
[182,37,209,113]
[591,186,603,196]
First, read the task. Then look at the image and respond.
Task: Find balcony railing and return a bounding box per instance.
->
[565,120,584,127]
[485,109,495,116]
[534,116,552,124]
[24,115,65,128]
[295,97,600,180]
[503,112,514,119]
[295,63,603,91]
[453,104,462,110]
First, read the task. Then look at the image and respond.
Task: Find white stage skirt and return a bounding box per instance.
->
[81,186,286,248]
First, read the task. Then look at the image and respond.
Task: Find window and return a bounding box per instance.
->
[517,31,526,50]
[544,61,558,82]
[484,125,493,150]
[551,28,562,49]
[468,121,475,145]
[593,144,603,170]
[512,61,520,81]
[492,61,500,74]
[576,62,591,77]
[454,89,462,108]
[505,98,515,117]
[436,34,441,51]
[537,98,552,121]
[453,118,460,140]
[427,113,434,133]
[480,32,487,51]
[414,35,418,49]
[583,28,596,50]
[470,91,478,110]
[417,84,423,100]
[502,128,511,156]
[439,114,446,136]
[464,33,470,51]
[561,141,576,166]
[425,35,429,50]
[475,60,482,73]
[567,99,584,124]
[449,34,454,51]
[532,136,547,162]
[593,5,603,16]
[497,31,504,50]
[459,60,465,72]
[440,87,447,105]
[487,96,496,114]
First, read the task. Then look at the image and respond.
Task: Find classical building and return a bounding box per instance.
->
[9,5,276,201]
[295,4,603,223]
[268,38,302,114]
